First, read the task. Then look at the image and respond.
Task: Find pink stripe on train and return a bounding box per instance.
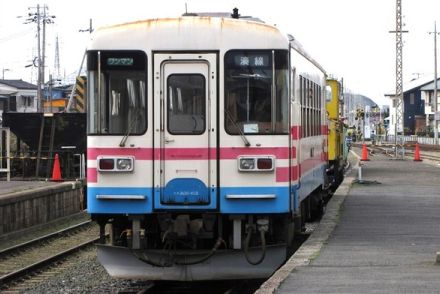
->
[87,147,292,160]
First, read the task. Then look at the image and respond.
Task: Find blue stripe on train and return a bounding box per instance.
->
[297,164,326,202]
[87,187,153,214]
[219,186,291,213]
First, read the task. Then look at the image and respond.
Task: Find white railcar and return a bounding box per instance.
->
[87,12,328,281]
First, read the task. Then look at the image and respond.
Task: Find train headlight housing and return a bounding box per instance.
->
[98,156,134,172]
[238,156,274,172]
[239,158,255,170]
[116,158,133,171]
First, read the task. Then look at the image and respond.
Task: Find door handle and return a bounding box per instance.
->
[164,138,175,144]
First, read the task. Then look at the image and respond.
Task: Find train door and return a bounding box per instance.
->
[153,53,217,209]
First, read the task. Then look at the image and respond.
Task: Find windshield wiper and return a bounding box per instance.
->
[224,109,251,147]
[239,73,269,79]
[119,110,140,147]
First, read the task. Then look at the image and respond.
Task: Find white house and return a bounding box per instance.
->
[420,79,440,131]
[0,80,38,121]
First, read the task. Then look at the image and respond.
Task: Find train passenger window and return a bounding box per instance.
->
[224,50,288,135]
[167,74,205,135]
[299,75,323,138]
[87,50,147,135]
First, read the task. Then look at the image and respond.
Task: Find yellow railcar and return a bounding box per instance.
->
[326,78,347,191]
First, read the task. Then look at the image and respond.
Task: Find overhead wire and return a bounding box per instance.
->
[0,27,35,42]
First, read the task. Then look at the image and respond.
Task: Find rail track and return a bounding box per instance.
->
[405,151,440,161]
[0,220,100,292]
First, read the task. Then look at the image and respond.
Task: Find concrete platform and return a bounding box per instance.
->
[0,180,60,196]
[257,148,440,293]
[0,180,84,235]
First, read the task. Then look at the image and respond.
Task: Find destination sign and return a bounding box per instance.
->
[106,57,134,66]
[234,54,270,67]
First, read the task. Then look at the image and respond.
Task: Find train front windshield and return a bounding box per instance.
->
[224,50,289,135]
[86,51,147,135]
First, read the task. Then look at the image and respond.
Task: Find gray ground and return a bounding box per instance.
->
[277,152,440,293]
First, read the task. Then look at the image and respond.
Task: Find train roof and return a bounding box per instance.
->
[92,16,288,51]
[91,14,325,74]
[288,34,326,75]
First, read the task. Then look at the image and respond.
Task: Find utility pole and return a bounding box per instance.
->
[36,4,42,112]
[66,19,94,113]
[49,74,53,113]
[54,36,61,82]
[23,5,55,112]
[430,22,439,145]
[42,5,46,106]
[79,18,94,34]
[389,0,408,157]
[2,68,10,79]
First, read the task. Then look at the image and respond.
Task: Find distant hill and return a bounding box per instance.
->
[344,92,378,108]
[344,92,378,127]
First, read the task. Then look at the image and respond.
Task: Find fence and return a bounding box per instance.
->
[382,135,440,146]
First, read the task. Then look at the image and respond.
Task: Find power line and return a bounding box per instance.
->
[0,27,34,42]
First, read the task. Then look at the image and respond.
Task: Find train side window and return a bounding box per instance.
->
[300,75,305,137]
[291,67,296,101]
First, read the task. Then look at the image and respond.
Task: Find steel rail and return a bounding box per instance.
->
[0,236,100,287]
[0,220,92,257]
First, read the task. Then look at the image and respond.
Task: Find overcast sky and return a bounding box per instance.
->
[1,0,440,105]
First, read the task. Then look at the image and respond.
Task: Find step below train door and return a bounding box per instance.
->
[153,53,217,210]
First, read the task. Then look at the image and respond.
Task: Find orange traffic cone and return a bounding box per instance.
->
[51,153,62,181]
[361,144,369,161]
[413,143,422,161]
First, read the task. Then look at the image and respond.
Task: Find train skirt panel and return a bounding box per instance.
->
[97,244,286,281]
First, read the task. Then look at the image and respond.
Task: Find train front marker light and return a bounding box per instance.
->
[257,158,274,171]
[99,158,114,170]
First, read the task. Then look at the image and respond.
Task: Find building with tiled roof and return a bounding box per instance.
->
[0,79,38,90]
[0,79,38,114]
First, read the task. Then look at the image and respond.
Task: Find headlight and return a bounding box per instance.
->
[117,158,133,170]
[239,158,255,170]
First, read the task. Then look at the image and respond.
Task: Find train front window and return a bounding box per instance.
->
[224,50,288,135]
[87,51,147,135]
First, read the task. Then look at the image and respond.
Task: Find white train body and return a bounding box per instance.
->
[87,14,328,281]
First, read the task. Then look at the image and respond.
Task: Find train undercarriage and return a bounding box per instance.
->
[93,186,329,281]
